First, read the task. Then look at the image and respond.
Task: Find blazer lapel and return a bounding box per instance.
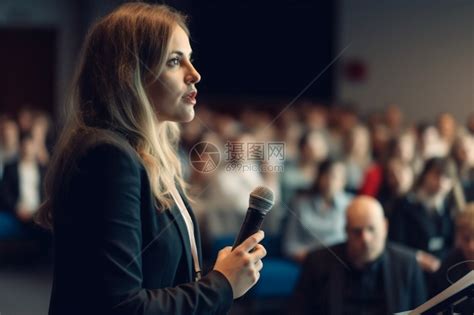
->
[167,203,193,281]
[182,195,203,267]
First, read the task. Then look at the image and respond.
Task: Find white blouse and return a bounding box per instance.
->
[169,186,201,281]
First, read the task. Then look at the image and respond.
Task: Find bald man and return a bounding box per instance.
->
[289,196,427,315]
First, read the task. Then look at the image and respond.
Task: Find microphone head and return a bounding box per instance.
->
[249,186,275,215]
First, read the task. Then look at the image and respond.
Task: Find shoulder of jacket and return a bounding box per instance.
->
[70,128,137,160]
[309,242,346,264]
[386,242,417,263]
[78,142,142,173]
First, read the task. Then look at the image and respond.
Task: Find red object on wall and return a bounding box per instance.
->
[344,58,368,83]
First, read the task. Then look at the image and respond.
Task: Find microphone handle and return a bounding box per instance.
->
[232,208,265,250]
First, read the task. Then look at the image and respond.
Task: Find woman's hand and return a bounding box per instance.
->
[213,230,267,299]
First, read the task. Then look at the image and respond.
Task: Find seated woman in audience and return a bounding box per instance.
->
[436,112,459,150]
[393,130,417,169]
[432,203,474,296]
[389,157,455,273]
[1,134,46,220]
[374,134,415,210]
[283,159,353,262]
[342,124,372,194]
[358,123,392,196]
[377,157,414,217]
[280,129,329,205]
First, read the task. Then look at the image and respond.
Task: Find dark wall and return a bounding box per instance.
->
[0,28,56,115]
[188,1,335,104]
[0,0,335,116]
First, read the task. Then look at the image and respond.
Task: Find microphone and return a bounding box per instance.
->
[232,186,275,250]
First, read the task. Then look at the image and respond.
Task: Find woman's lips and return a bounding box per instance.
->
[183,91,197,105]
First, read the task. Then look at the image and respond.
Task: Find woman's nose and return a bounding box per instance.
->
[186,63,201,85]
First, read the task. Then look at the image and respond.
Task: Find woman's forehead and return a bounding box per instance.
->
[168,26,192,55]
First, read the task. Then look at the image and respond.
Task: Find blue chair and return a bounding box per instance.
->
[249,256,300,298]
[0,211,30,240]
[210,233,301,314]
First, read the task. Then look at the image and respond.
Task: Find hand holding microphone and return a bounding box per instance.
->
[213,186,274,299]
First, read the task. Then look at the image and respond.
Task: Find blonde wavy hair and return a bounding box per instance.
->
[37,2,190,230]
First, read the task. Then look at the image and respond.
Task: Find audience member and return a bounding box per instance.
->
[418,124,449,161]
[0,133,46,221]
[17,106,35,138]
[392,130,417,169]
[389,157,455,272]
[343,125,371,193]
[384,104,404,136]
[436,112,458,149]
[289,196,426,315]
[377,157,414,217]
[280,129,328,205]
[283,159,352,262]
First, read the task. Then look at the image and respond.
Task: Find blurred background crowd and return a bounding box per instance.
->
[174,103,474,312]
[1,102,474,313]
[0,107,53,245]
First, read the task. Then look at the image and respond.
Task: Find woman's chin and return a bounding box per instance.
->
[159,107,195,123]
[179,110,195,123]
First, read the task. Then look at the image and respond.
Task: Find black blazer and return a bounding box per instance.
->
[388,194,454,259]
[0,160,46,212]
[48,143,233,315]
[289,242,427,315]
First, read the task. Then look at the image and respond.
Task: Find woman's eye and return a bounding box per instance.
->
[167,58,180,67]
[167,56,194,68]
